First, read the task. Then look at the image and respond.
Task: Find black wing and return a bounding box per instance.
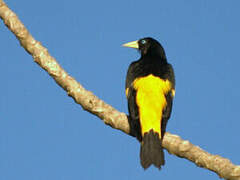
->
[161,63,175,138]
[125,62,142,141]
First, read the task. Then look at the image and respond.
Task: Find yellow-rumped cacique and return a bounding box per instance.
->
[123,37,175,169]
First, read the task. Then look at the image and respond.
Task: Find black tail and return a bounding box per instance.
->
[140,129,165,169]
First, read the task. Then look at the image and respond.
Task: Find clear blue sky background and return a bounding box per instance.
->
[1,0,240,179]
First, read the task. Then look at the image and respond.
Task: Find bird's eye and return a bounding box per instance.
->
[141,39,147,44]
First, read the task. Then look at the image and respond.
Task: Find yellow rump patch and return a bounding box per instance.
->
[133,74,173,137]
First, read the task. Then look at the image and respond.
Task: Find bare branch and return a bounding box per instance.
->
[0,1,239,179]
[164,133,240,180]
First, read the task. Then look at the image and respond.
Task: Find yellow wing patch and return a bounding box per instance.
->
[125,88,129,98]
[133,74,173,137]
[171,89,175,97]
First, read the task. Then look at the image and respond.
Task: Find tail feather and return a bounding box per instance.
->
[140,129,165,169]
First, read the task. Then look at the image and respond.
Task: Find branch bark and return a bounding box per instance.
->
[0,1,239,179]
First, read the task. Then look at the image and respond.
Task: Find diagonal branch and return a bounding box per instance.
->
[0,1,239,179]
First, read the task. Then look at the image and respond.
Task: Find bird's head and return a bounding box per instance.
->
[123,37,166,59]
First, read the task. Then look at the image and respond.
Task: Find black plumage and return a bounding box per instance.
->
[123,37,175,169]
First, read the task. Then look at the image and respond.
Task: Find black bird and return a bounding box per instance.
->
[123,37,175,169]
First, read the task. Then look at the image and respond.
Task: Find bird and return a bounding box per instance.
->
[123,37,175,169]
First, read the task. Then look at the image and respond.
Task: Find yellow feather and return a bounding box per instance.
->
[133,74,173,137]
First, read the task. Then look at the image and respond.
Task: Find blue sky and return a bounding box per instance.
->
[1,0,240,179]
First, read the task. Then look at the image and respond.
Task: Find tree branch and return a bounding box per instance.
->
[0,1,239,179]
